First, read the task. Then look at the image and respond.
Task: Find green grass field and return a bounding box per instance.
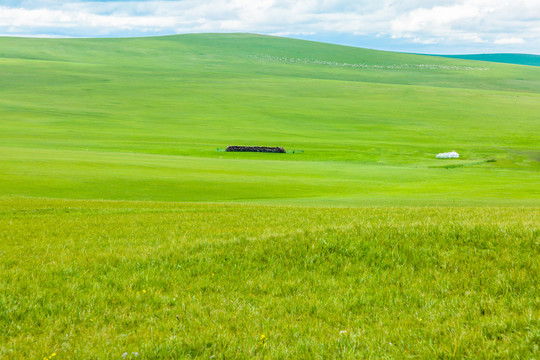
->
[1,33,539,205]
[1,34,539,358]
[1,198,539,359]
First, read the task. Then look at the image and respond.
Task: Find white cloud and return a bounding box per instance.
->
[494,37,525,44]
[389,0,539,48]
[0,0,539,53]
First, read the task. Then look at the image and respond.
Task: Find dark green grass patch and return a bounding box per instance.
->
[429,159,496,169]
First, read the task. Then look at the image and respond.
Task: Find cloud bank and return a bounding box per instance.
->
[1,0,539,53]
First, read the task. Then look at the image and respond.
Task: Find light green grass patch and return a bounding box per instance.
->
[1,198,539,358]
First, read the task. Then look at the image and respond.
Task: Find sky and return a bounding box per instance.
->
[0,0,539,54]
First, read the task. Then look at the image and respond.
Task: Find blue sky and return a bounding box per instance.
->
[1,0,539,54]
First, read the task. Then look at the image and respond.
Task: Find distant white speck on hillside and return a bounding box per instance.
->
[436,151,459,159]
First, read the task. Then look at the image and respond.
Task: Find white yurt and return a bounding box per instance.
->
[436,151,459,159]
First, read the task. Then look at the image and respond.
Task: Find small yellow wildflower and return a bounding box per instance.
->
[142,289,147,294]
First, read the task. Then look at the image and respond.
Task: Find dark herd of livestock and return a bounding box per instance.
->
[226,146,286,153]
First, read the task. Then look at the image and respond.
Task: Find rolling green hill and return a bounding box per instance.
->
[1,33,539,205]
[439,53,540,67]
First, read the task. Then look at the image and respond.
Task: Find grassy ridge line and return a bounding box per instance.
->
[439,53,540,67]
[1,198,539,358]
[1,34,539,93]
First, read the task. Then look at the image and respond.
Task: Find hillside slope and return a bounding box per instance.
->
[439,53,540,67]
[1,34,539,205]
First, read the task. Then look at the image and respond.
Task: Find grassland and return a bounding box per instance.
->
[1,34,539,358]
[0,33,539,205]
[1,198,539,359]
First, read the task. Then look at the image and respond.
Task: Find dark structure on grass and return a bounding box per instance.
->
[226,146,286,153]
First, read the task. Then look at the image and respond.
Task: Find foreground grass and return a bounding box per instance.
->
[1,198,538,358]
